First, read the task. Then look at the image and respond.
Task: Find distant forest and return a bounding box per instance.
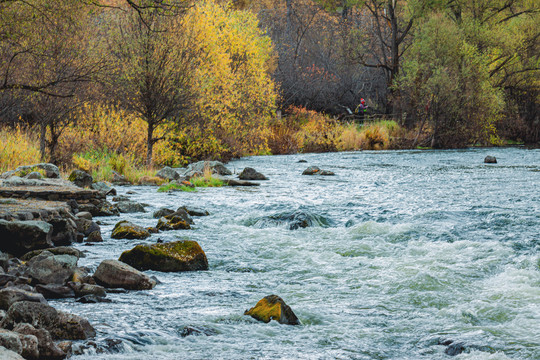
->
[1,0,538,168]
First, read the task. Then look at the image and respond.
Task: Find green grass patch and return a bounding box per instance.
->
[190,175,224,188]
[158,182,197,192]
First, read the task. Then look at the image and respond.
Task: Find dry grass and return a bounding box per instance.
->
[0,126,41,173]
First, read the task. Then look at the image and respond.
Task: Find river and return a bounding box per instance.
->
[56,147,539,359]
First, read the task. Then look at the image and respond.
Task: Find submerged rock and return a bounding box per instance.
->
[484,155,497,164]
[302,166,334,176]
[244,295,300,325]
[119,240,208,272]
[239,167,268,181]
[0,220,53,257]
[111,221,150,240]
[93,260,156,290]
[250,210,333,230]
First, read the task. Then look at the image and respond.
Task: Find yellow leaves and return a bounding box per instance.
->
[0,126,41,172]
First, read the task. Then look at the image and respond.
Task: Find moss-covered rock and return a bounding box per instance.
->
[156,216,191,231]
[111,221,150,240]
[119,240,208,272]
[244,295,300,325]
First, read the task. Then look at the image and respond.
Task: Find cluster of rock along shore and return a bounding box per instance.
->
[0,160,324,359]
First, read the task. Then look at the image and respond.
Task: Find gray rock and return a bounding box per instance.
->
[183,161,232,178]
[16,332,38,360]
[25,251,78,285]
[302,166,334,176]
[91,181,116,195]
[0,330,23,356]
[0,288,47,311]
[13,323,66,360]
[93,260,156,290]
[302,166,320,175]
[111,172,130,185]
[178,206,209,217]
[21,247,83,261]
[75,212,92,221]
[239,167,268,180]
[0,220,53,257]
[35,163,60,179]
[86,231,103,243]
[69,283,106,298]
[111,221,150,240]
[0,345,24,359]
[152,208,175,219]
[75,218,100,237]
[96,201,119,216]
[35,285,75,299]
[111,196,129,202]
[68,170,93,188]
[116,201,146,214]
[25,172,42,180]
[2,301,95,340]
[76,295,111,304]
[156,166,181,181]
[49,218,77,246]
[216,177,260,186]
[484,155,497,164]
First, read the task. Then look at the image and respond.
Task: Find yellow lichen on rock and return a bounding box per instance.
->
[244,295,300,325]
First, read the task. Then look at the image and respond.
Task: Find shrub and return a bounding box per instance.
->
[0,126,41,172]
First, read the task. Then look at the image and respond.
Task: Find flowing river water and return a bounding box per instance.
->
[56,148,539,359]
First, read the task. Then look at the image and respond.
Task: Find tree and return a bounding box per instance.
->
[397,13,504,147]
[106,1,198,166]
[0,0,105,162]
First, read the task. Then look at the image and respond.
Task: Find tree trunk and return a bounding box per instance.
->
[48,122,59,165]
[39,121,47,162]
[146,122,154,168]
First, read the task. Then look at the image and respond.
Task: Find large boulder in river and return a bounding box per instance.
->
[239,167,268,181]
[244,295,300,325]
[68,170,93,188]
[111,221,150,240]
[93,260,156,290]
[2,301,95,340]
[24,251,78,285]
[156,166,181,181]
[0,220,53,257]
[119,241,208,272]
